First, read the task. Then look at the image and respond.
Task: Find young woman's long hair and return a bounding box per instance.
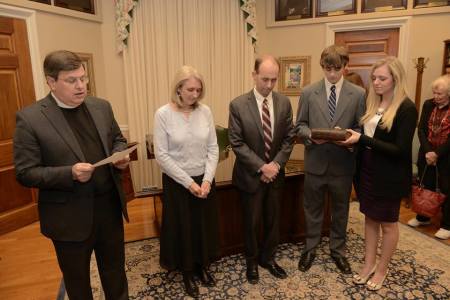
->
[360,56,409,132]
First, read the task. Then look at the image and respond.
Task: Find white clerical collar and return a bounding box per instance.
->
[51,92,79,109]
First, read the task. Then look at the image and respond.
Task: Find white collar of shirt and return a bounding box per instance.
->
[51,92,79,109]
[324,76,344,105]
[253,88,273,105]
[253,87,275,133]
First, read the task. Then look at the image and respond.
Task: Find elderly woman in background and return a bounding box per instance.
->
[154,65,219,298]
[342,57,418,291]
[408,75,450,240]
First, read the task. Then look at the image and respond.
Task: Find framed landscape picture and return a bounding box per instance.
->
[278,56,311,96]
[316,0,356,17]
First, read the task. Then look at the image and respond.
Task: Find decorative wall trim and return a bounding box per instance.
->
[325,16,411,66]
[0,4,45,100]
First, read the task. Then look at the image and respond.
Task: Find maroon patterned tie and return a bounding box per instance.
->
[262,98,272,162]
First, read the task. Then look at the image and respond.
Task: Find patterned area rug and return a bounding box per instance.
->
[68,202,450,299]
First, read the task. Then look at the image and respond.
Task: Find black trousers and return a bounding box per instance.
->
[240,183,281,265]
[52,192,128,300]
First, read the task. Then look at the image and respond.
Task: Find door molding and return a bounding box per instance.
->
[0,4,45,99]
[325,17,411,67]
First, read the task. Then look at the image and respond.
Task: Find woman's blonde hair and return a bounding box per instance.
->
[360,56,408,132]
[170,65,205,108]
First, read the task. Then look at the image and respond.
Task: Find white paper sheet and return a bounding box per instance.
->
[93,144,138,167]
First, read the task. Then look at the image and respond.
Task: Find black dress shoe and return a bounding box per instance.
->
[259,261,288,279]
[298,251,316,272]
[246,263,259,284]
[182,272,199,298]
[195,267,216,287]
[331,254,352,274]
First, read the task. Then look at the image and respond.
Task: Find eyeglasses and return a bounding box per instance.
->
[61,76,89,85]
[323,66,343,72]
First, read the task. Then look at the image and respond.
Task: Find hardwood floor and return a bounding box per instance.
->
[0,197,158,300]
[0,197,447,300]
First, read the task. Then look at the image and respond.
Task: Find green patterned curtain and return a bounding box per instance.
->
[115,0,138,53]
[115,0,257,53]
[239,0,257,46]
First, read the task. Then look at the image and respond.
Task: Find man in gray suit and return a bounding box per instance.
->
[296,45,365,274]
[229,55,295,284]
[14,50,129,299]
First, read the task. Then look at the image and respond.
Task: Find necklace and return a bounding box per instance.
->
[376,107,384,116]
[431,107,449,134]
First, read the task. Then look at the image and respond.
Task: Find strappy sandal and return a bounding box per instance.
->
[366,270,388,291]
[352,265,376,285]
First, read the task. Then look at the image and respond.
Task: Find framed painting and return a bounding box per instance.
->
[362,0,407,12]
[76,52,96,96]
[316,0,356,17]
[278,56,311,96]
[275,0,312,21]
[414,0,449,8]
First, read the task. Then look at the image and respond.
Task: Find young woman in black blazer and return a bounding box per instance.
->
[343,57,418,291]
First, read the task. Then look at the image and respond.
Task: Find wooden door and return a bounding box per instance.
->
[335,28,399,89]
[0,16,38,235]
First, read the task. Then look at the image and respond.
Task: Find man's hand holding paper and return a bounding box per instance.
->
[93,144,138,168]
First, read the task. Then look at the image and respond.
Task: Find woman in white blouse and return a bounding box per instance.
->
[154,66,219,298]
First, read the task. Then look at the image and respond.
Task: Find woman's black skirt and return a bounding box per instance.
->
[359,148,402,222]
[159,173,219,272]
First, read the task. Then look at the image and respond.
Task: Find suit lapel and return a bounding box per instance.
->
[85,98,111,156]
[246,91,264,140]
[40,95,85,161]
[272,93,281,147]
[331,80,352,127]
[315,80,331,125]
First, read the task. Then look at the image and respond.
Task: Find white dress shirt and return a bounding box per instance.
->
[253,88,275,134]
[324,76,344,106]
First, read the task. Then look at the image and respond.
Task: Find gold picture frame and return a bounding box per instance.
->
[76,52,96,96]
[278,56,311,96]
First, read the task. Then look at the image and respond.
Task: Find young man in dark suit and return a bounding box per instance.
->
[228,55,295,284]
[14,50,129,299]
[296,45,366,274]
